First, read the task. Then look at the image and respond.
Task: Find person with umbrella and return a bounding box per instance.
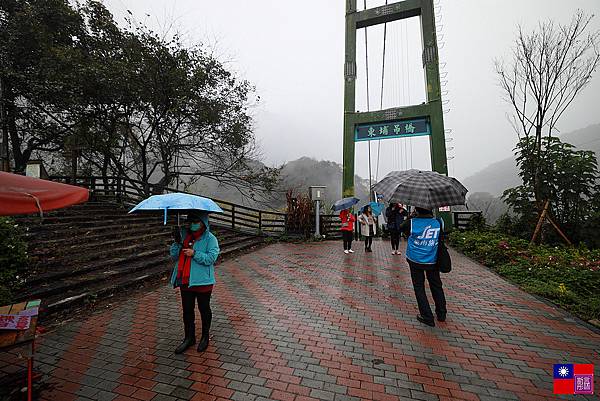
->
[399,207,446,327]
[129,193,223,352]
[358,204,376,252]
[169,210,220,353]
[332,197,359,254]
[374,169,468,327]
[340,208,356,254]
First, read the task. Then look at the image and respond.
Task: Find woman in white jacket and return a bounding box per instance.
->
[358,205,376,252]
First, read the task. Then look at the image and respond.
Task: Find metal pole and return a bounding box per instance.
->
[315,200,321,237]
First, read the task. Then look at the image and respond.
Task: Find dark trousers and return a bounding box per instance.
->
[390,230,400,250]
[342,230,353,250]
[408,262,447,321]
[180,290,212,340]
[364,236,372,250]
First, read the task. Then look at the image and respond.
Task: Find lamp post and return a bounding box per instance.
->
[309,186,326,238]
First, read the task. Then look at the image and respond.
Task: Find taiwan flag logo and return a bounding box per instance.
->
[553,364,594,395]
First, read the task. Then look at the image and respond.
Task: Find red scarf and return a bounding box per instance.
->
[176,228,204,285]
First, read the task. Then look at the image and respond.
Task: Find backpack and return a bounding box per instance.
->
[436,218,452,273]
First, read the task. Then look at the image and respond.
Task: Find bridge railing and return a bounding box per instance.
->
[50,175,289,236]
[452,210,483,230]
[50,176,350,238]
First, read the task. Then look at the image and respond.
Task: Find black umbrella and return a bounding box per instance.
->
[373,169,468,209]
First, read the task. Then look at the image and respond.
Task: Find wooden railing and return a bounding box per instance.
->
[452,211,483,230]
[50,175,351,238]
[50,175,288,236]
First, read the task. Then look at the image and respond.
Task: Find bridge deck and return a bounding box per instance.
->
[2,240,598,401]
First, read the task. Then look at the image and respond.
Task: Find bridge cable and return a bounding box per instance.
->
[405,19,414,169]
[375,0,389,183]
[363,0,372,197]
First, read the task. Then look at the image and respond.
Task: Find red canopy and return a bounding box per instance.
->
[0,172,89,216]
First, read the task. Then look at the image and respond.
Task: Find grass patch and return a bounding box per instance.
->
[449,230,600,322]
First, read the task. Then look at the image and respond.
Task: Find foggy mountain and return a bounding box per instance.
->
[278,157,371,209]
[459,124,599,223]
[463,124,600,197]
[189,157,371,211]
[189,124,598,218]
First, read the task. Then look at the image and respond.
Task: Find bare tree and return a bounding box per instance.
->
[495,11,600,203]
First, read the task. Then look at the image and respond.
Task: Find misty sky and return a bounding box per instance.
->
[103,0,600,182]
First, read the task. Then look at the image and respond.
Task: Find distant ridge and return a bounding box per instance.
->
[463,124,600,196]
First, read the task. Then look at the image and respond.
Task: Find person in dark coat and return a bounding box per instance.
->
[385,203,408,255]
[399,207,447,327]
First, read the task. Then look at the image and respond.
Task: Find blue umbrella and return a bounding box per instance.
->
[358,201,384,216]
[129,193,224,224]
[331,197,360,212]
[369,201,384,216]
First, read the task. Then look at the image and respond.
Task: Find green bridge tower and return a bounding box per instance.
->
[342,0,448,197]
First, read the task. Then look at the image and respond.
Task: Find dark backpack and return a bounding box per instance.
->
[436,218,452,273]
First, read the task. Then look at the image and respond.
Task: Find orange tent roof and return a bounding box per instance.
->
[0,172,89,216]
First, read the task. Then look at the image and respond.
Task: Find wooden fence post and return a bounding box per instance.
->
[231,205,236,230]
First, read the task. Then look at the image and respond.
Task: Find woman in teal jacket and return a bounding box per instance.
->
[170,211,220,354]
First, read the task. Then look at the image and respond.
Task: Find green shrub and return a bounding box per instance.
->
[0,217,28,305]
[449,229,600,322]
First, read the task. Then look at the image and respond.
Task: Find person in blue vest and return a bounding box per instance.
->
[170,211,220,353]
[400,207,447,327]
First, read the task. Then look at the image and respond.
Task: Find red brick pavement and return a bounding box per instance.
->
[1,239,599,401]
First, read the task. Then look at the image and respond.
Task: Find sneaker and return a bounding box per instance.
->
[349,249,354,253]
[344,250,349,254]
[396,250,402,255]
[391,250,396,255]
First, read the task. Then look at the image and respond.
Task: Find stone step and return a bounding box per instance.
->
[23,231,256,286]
[40,236,265,317]
[17,211,152,226]
[35,236,172,270]
[28,223,239,254]
[21,215,163,236]
[26,225,240,257]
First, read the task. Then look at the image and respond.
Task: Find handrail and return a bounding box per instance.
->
[452,210,483,230]
[49,175,296,236]
[49,175,348,238]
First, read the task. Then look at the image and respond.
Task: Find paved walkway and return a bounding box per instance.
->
[2,240,599,401]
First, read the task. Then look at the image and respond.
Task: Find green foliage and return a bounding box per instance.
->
[449,230,600,321]
[502,136,600,246]
[0,218,28,305]
[285,189,314,238]
[0,0,279,199]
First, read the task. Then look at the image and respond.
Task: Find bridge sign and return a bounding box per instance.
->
[355,118,430,142]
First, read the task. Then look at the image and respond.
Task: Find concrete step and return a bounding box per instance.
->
[21,216,163,237]
[17,209,154,226]
[27,227,241,258]
[24,232,257,286]
[40,236,265,318]
[35,236,172,270]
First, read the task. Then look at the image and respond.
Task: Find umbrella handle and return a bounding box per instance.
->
[164,207,167,225]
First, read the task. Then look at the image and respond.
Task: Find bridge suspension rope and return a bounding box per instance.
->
[363,0,372,196]
[375,0,389,184]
